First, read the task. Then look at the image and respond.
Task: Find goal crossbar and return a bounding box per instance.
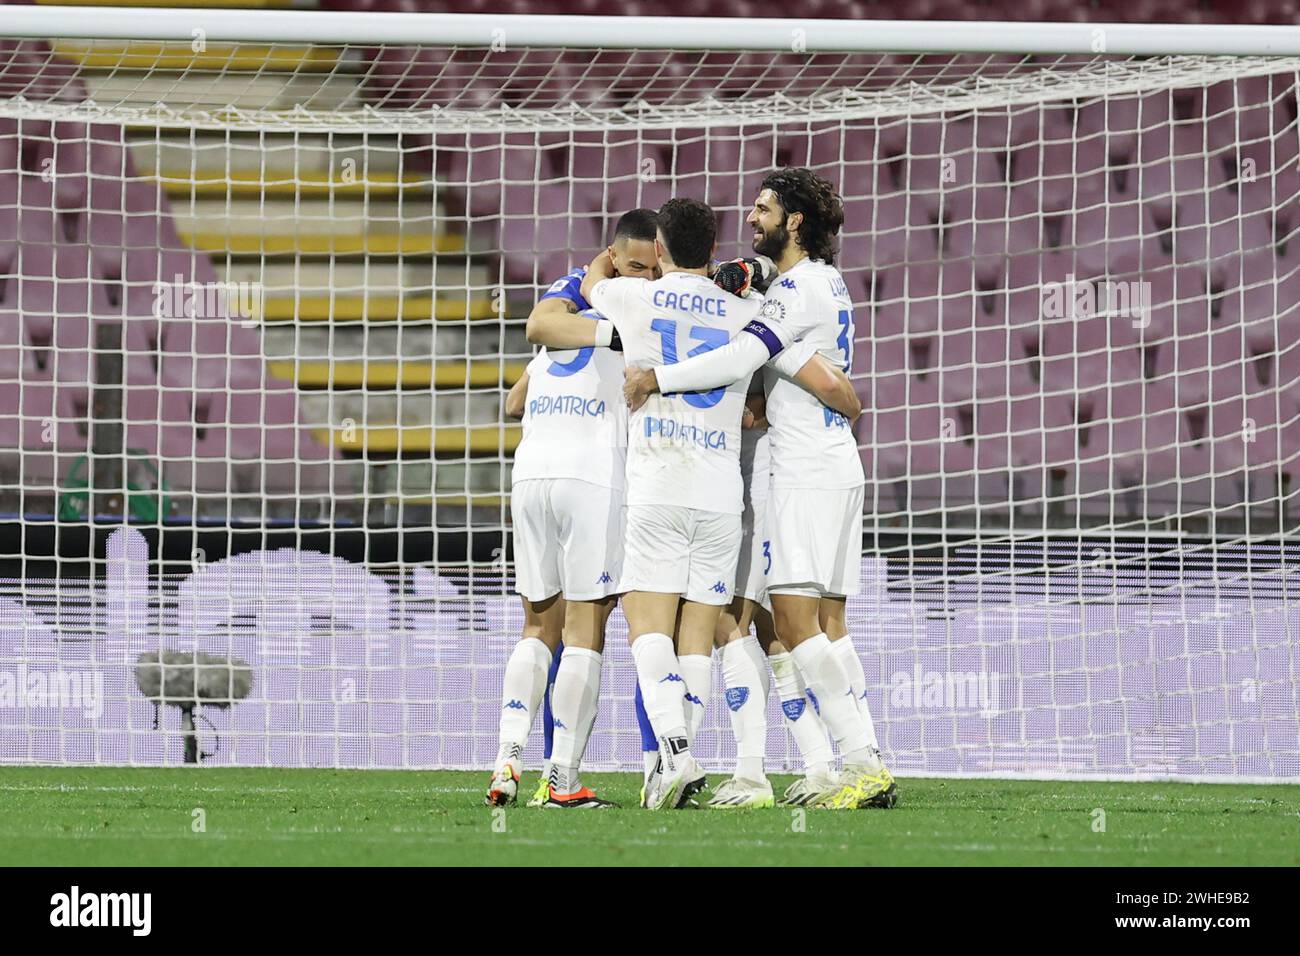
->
[5,12,1300,133]
[5,8,1300,56]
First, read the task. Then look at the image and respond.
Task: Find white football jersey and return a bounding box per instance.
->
[740,423,771,506]
[759,257,865,490]
[510,316,628,490]
[590,272,759,514]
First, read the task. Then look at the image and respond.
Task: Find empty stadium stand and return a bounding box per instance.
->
[1,0,1297,531]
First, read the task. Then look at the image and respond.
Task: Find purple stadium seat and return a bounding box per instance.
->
[1207,74,1296,141]
[567,131,614,211]
[775,125,838,171]
[605,174,671,223]
[873,260,975,343]
[501,206,602,286]
[1074,102,1141,180]
[904,117,989,188]
[869,366,939,487]
[1011,391,1078,480]
[667,135,726,193]
[1061,193,1122,261]
[0,117,18,170]
[10,27,1300,518]
[570,131,670,217]
[451,136,506,218]
[1173,199,1276,265]
[1032,120,1111,188]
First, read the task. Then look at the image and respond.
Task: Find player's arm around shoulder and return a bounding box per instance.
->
[781,343,861,422]
[585,272,650,331]
[525,295,601,349]
[577,248,617,305]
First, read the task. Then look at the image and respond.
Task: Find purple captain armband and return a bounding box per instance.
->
[742,319,785,358]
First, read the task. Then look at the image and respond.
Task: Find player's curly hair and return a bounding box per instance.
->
[656,197,716,269]
[759,168,844,266]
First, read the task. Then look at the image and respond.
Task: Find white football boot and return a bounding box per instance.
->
[707,775,775,809]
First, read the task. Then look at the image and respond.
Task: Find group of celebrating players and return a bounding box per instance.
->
[485,167,897,811]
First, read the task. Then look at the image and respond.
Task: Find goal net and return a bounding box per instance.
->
[1,9,1298,781]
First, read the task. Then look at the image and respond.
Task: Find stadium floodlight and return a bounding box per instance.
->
[1,8,1298,782]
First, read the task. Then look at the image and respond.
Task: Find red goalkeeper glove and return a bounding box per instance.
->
[713,257,773,296]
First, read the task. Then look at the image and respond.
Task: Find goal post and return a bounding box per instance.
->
[0,8,1298,781]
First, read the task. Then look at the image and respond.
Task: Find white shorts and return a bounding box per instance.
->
[734,483,770,604]
[512,478,624,602]
[620,504,742,606]
[766,485,864,599]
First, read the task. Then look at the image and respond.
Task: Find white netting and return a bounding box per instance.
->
[0,22,1298,780]
[5,33,1300,130]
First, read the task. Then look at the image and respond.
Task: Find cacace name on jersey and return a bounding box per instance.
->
[757,257,864,490]
[511,307,628,490]
[591,272,760,514]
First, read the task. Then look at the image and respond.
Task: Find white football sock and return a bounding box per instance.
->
[575,654,602,765]
[548,646,602,793]
[679,653,713,746]
[642,750,659,782]
[768,649,833,775]
[630,633,689,749]
[722,635,769,781]
[494,636,552,769]
[790,634,881,770]
[830,635,880,751]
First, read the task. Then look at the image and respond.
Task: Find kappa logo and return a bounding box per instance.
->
[710,581,728,594]
[597,571,612,584]
[806,688,820,714]
[778,278,796,290]
[782,698,806,721]
[504,699,527,710]
[659,672,683,684]
[725,686,750,711]
[684,692,703,706]
[553,718,567,730]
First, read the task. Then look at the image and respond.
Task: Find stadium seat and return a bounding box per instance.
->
[570,131,671,218]
[5,14,1299,530]
[500,198,603,286]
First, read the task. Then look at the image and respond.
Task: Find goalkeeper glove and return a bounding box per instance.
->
[713,257,775,296]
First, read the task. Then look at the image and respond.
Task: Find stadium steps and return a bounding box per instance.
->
[51,42,338,73]
[82,71,361,113]
[315,425,522,456]
[262,320,529,361]
[218,262,497,303]
[151,170,428,199]
[172,195,467,256]
[12,21,522,513]
[181,230,464,256]
[129,133,409,181]
[260,295,500,323]
[268,359,527,389]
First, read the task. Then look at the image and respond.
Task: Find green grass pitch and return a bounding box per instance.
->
[1,766,1296,866]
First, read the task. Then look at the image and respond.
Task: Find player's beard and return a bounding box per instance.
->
[753,218,789,261]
